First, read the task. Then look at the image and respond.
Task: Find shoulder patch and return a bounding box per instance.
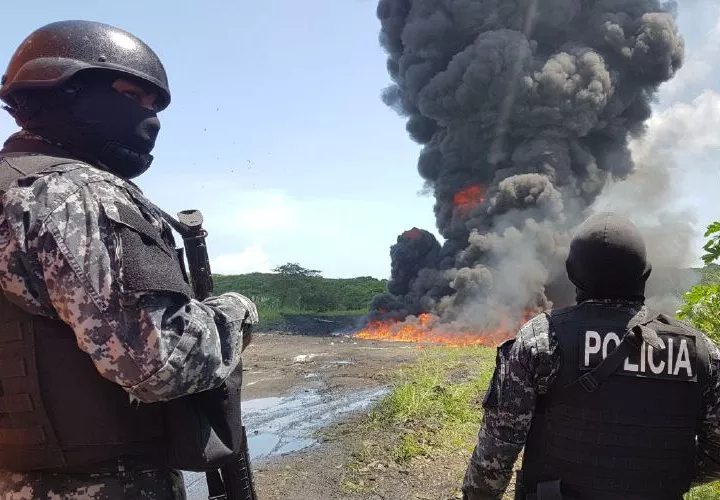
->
[103,201,191,301]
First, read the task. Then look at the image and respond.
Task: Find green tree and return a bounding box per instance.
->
[702,222,720,265]
[700,264,720,285]
[678,284,720,341]
[272,263,321,278]
[299,280,340,312]
[271,263,323,310]
[678,222,720,343]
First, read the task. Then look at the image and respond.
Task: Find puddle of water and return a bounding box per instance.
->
[183,386,388,499]
[241,396,284,412]
[247,432,281,457]
[327,360,354,365]
[241,386,387,460]
[249,432,316,457]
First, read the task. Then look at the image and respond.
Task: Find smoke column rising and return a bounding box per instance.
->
[371,0,685,330]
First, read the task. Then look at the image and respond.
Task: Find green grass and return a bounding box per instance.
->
[257,306,284,322]
[341,347,495,493]
[687,481,720,499]
[364,346,495,462]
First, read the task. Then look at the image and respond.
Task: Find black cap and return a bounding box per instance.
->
[0,20,170,110]
[566,212,652,301]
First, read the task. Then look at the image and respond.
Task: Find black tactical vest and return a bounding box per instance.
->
[521,302,709,500]
[0,150,169,472]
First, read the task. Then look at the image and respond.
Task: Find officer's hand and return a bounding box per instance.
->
[229,292,258,352]
[222,292,259,326]
[202,292,259,352]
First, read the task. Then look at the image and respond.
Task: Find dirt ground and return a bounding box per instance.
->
[186,331,450,500]
[241,331,420,402]
[244,332,423,500]
[240,331,487,500]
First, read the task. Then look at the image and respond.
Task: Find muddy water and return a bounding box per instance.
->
[183,386,387,498]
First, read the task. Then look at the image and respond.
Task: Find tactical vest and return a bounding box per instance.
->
[521,302,709,500]
[0,151,167,472]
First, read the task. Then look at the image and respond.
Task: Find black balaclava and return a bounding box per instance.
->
[566,212,652,303]
[6,73,160,179]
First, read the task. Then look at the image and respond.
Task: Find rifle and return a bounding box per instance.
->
[175,209,258,500]
[514,470,525,500]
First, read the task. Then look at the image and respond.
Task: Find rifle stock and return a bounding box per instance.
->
[177,209,258,500]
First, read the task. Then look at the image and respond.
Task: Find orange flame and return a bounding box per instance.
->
[402,228,423,240]
[453,185,486,215]
[356,311,535,348]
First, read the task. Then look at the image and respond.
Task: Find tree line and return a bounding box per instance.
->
[213,263,387,319]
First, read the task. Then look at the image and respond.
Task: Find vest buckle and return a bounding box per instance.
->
[578,373,599,392]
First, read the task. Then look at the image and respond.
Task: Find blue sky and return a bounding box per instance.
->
[0,1,718,279]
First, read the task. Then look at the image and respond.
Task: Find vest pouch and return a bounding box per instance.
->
[163,365,244,471]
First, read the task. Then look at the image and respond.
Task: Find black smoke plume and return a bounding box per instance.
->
[370,0,685,330]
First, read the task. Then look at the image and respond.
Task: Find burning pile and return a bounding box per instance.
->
[356,311,535,347]
[361,0,685,345]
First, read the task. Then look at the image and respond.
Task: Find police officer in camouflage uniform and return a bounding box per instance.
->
[462,212,720,500]
[0,20,258,499]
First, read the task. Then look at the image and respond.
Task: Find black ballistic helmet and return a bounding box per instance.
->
[566,212,652,302]
[0,20,170,110]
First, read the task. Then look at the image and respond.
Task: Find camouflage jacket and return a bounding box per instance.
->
[0,140,258,404]
[462,301,720,499]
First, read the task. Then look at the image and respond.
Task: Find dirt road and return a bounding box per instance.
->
[184,332,422,499]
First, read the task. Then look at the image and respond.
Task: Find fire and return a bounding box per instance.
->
[402,228,423,240]
[453,185,486,215]
[356,311,535,348]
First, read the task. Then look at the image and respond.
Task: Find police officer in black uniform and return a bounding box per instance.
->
[463,212,720,500]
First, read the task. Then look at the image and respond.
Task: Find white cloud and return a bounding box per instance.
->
[210,243,274,275]
[635,89,720,155]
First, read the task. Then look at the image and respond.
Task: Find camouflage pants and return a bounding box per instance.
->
[0,467,186,499]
